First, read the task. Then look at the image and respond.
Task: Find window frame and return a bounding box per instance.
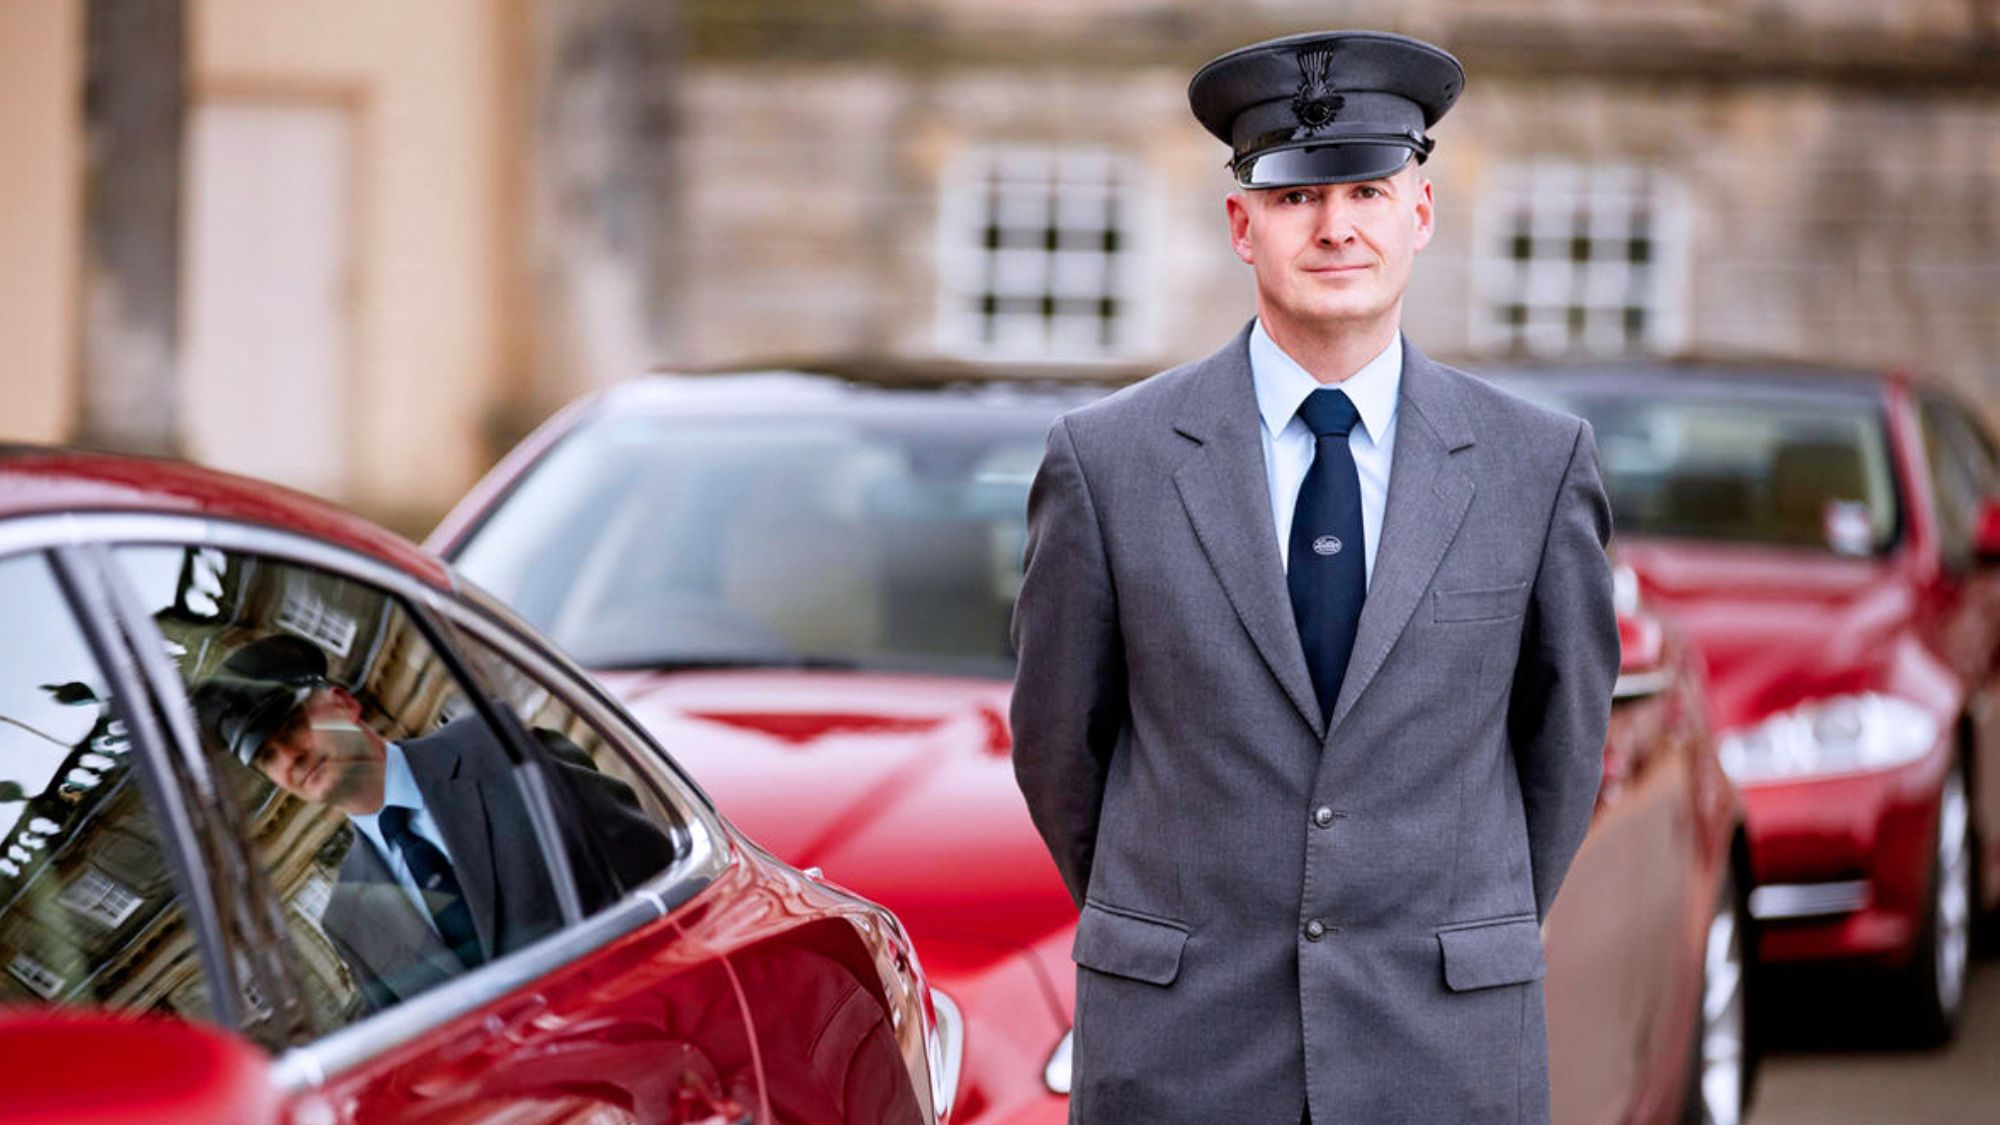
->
[1470,161,1691,358]
[934,142,1156,364]
[0,511,731,1092]
[0,541,242,1029]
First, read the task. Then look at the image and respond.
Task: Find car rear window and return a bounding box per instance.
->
[1495,377,1900,555]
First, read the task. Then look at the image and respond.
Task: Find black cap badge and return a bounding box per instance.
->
[1291,50,1345,132]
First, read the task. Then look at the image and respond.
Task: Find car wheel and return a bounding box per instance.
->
[1681,868,1749,1125]
[1899,767,1973,1045]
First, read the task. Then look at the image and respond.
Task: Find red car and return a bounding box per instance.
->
[0,448,946,1123]
[433,370,1751,1125]
[1492,362,2000,1044]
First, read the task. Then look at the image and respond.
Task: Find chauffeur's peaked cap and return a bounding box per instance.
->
[1189,31,1465,188]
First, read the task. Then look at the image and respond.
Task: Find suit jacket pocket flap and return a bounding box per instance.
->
[1437,917,1546,992]
[1432,581,1530,623]
[1072,902,1189,985]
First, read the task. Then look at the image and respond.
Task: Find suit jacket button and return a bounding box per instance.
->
[1313,806,1335,828]
[1304,919,1327,941]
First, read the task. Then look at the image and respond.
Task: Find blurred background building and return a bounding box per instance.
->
[4,0,1998,533]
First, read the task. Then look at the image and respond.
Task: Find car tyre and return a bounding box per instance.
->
[1898,767,1973,1046]
[1681,866,1751,1125]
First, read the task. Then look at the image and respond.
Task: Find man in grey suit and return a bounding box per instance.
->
[1010,31,1620,1125]
[194,634,674,1012]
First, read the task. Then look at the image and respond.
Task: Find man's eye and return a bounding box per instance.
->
[1282,190,1313,205]
[1354,185,1383,200]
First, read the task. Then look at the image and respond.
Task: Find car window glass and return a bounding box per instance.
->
[1945,404,1998,495]
[114,545,577,1036]
[0,552,211,1020]
[1920,399,1982,569]
[454,408,1055,676]
[435,617,685,899]
[1518,384,1898,555]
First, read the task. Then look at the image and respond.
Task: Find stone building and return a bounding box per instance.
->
[674,0,2000,413]
[2,0,1996,529]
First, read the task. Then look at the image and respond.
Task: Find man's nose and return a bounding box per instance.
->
[1314,197,1357,245]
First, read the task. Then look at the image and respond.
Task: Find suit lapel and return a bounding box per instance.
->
[1326,342,1476,738]
[323,835,464,1001]
[408,734,501,958]
[1173,326,1323,736]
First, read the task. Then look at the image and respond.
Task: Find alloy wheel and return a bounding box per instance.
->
[1933,769,1973,1022]
[1697,886,1747,1125]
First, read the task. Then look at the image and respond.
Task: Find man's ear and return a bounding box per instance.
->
[324,684,364,720]
[1411,171,1435,253]
[1225,191,1256,265]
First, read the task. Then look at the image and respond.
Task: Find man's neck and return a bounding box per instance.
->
[1257,307,1401,385]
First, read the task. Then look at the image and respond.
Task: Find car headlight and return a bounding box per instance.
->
[1717,692,1940,784]
[1045,1027,1072,1095]
[930,989,965,1121]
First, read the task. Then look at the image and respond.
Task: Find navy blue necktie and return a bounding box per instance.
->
[1289,389,1368,723]
[378,805,481,968]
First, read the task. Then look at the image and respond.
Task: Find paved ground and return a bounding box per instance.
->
[1749,952,2000,1123]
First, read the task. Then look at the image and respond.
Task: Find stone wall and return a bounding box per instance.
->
[670,0,2000,421]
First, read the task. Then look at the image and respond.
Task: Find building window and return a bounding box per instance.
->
[937,146,1149,361]
[58,867,144,930]
[1472,163,1688,356]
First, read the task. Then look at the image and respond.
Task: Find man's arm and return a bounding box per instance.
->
[1010,417,1127,909]
[530,727,681,895]
[1509,419,1620,919]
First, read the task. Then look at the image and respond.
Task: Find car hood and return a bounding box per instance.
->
[598,669,1077,984]
[1616,537,1916,729]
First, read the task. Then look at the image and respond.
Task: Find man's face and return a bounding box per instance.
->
[1226,160,1434,334]
[250,687,386,815]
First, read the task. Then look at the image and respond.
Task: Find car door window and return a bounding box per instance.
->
[113,545,595,1036]
[435,610,687,900]
[0,552,211,1020]
[1921,398,1989,571]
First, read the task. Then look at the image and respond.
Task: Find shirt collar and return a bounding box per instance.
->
[353,741,421,831]
[1248,318,1402,442]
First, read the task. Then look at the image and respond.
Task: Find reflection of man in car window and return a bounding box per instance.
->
[193,634,673,1011]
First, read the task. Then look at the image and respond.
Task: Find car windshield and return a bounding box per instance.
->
[1496,375,1900,555]
[452,402,1064,677]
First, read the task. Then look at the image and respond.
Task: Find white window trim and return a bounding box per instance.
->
[934,143,1159,364]
[1470,161,1690,357]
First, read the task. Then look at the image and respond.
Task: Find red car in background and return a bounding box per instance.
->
[433,370,1752,1125]
[0,448,945,1124]
[1491,362,2000,1044]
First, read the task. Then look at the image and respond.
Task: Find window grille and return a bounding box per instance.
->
[1472,163,1688,356]
[58,867,144,930]
[7,951,64,999]
[937,146,1149,361]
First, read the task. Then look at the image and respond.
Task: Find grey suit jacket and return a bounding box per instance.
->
[322,717,673,1013]
[1010,328,1618,1125]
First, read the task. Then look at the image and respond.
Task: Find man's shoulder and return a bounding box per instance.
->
[1055,334,1242,448]
[1059,356,1199,434]
[1419,355,1588,449]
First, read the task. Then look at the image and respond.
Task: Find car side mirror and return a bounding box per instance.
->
[0,1011,284,1124]
[1976,497,2000,564]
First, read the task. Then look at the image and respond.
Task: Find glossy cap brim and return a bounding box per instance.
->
[1237,143,1418,188]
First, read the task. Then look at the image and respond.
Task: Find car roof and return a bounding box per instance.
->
[0,445,451,588]
[595,367,1119,419]
[1473,357,1895,404]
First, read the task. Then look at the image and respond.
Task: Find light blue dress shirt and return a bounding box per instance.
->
[1248,319,1402,586]
[351,741,459,933]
